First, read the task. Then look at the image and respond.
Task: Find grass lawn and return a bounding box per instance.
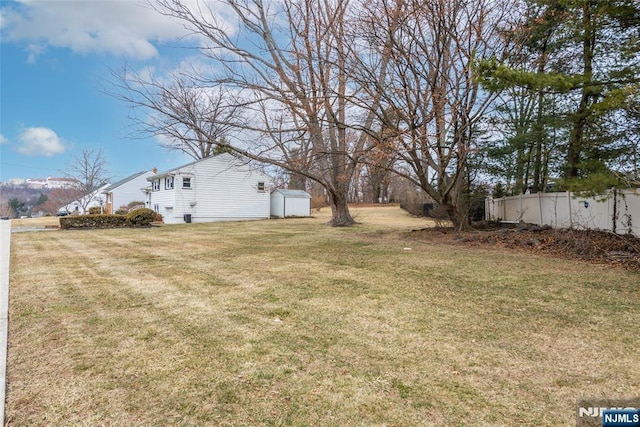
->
[9,216,60,228]
[6,206,639,425]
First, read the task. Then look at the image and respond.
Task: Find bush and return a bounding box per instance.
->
[59,208,158,229]
[126,208,157,227]
[311,195,327,210]
[88,206,102,215]
[60,214,128,229]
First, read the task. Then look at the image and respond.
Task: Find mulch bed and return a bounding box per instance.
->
[409,223,640,271]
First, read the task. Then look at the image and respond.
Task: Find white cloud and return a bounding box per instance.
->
[0,0,235,61]
[0,134,7,145]
[16,127,66,157]
[26,43,46,64]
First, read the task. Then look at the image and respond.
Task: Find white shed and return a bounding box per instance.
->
[270,189,312,218]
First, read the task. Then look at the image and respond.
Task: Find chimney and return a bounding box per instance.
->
[152,167,158,174]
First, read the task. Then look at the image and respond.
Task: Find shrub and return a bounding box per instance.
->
[126,208,157,227]
[311,195,327,210]
[60,214,128,229]
[59,208,158,229]
[88,206,102,215]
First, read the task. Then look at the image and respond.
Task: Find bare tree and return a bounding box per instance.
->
[146,0,395,226]
[36,188,74,215]
[64,148,111,214]
[359,116,399,204]
[110,68,241,160]
[354,0,511,230]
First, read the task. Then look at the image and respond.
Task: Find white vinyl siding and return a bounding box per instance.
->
[165,176,174,190]
[150,185,177,221]
[270,189,312,218]
[108,171,154,210]
[147,153,270,224]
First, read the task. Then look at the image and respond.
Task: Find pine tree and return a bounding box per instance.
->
[479,0,640,192]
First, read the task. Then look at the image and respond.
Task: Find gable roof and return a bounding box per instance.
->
[103,171,152,193]
[148,153,270,181]
[271,189,312,198]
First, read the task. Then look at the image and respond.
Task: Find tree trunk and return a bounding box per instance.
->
[532,88,546,192]
[288,173,307,191]
[326,190,356,226]
[444,200,472,232]
[442,180,472,232]
[372,181,382,204]
[567,1,596,180]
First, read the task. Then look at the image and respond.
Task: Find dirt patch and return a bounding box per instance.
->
[409,223,640,271]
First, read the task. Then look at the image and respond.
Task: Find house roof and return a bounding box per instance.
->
[272,189,312,198]
[150,159,200,179]
[148,153,270,181]
[102,171,151,193]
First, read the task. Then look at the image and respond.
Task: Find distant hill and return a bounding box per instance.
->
[0,184,54,217]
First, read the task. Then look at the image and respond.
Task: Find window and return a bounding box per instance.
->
[182,177,192,189]
[165,176,174,190]
[153,204,159,213]
[152,179,160,191]
[257,181,265,192]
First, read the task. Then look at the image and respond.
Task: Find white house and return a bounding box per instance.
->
[59,183,110,215]
[270,189,312,218]
[45,177,78,189]
[102,170,155,214]
[27,177,78,189]
[146,153,271,224]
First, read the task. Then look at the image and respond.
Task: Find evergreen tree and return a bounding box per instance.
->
[8,198,25,218]
[479,0,640,192]
[35,193,48,207]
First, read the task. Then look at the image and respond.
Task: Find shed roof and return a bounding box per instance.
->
[272,189,312,198]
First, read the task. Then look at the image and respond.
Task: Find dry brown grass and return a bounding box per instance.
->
[6,206,639,425]
[9,216,60,228]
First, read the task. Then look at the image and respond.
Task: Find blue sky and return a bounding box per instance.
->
[0,0,213,182]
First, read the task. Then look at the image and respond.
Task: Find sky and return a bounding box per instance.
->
[0,0,222,182]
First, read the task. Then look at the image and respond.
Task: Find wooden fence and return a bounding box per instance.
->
[485,189,640,237]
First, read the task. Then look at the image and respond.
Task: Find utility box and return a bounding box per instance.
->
[422,203,436,217]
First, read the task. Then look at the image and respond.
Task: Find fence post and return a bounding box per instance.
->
[502,195,507,221]
[485,198,489,220]
[612,188,617,234]
[519,193,523,221]
[538,192,543,225]
[567,191,573,229]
